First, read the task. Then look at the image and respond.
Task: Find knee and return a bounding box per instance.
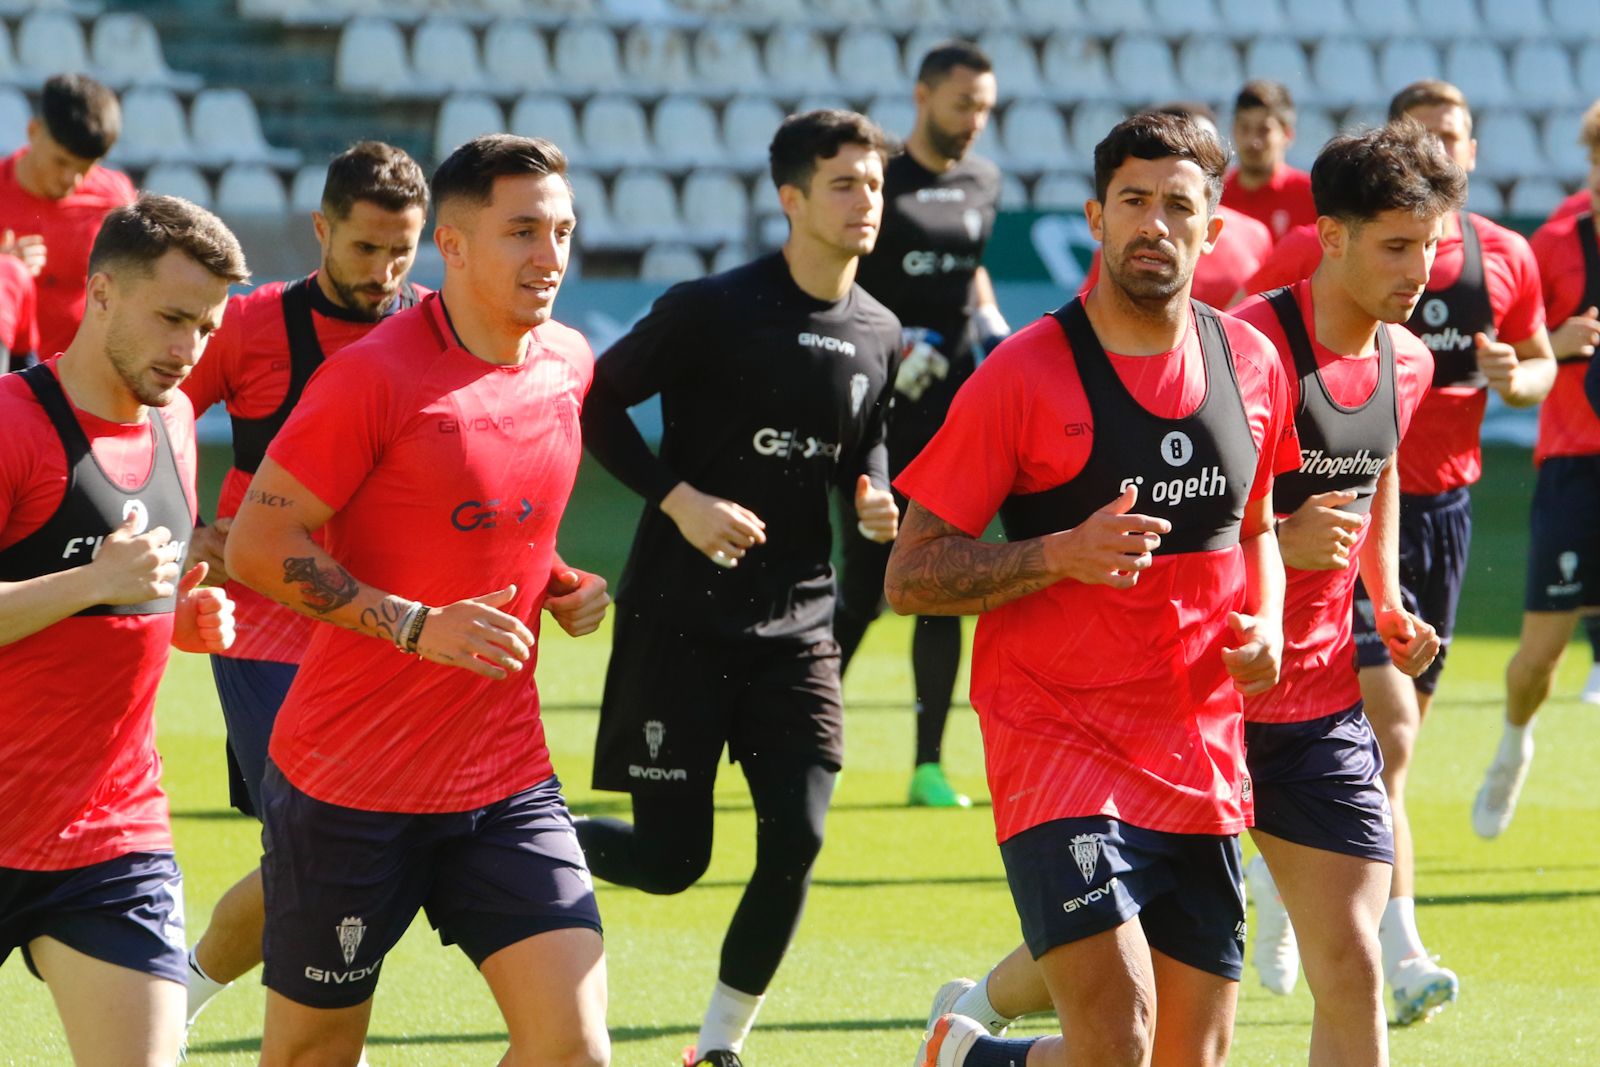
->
[508,1035,609,1067]
[757,814,826,875]
[1068,1014,1153,1067]
[633,846,711,896]
[1305,931,1384,1008]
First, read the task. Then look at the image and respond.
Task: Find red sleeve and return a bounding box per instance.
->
[265,345,394,513]
[1485,224,1547,345]
[182,291,248,418]
[1548,189,1589,226]
[1530,217,1585,324]
[1244,225,1321,296]
[18,263,36,357]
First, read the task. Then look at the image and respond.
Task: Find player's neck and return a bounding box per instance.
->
[1309,264,1381,356]
[904,129,957,175]
[1082,279,1190,355]
[782,241,858,302]
[54,344,147,424]
[437,285,530,366]
[1236,163,1279,192]
[13,149,47,199]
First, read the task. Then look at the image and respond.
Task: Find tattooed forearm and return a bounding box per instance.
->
[246,488,294,508]
[359,596,406,641]
[887,537,1053,614]
[282,556,360,614]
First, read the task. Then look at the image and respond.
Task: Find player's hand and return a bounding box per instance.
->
[1375,605,1440,679]
[172,562,236,653]
[1221,610,1282,696]
[1475,332,1519,392]
[1550,307,1600,359]
[543,566,609,637]
[414,585,536,680]
[854,475,898,543]
[0,229,45,276]
[1275,489,1364,571]
[1044,485,1171,589]
[186,517,232,585]
[659,481,767,568]
[895,328,949,401]
[89,513,183,605]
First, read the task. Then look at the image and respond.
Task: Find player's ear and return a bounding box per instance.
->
[311,211,330,249]
[1316,215,1345,259]
[777,181,805,219]
[84,271,114,317]
[1085,199,1105,243]
[434,221,465,268]
[1203,207,1224,253]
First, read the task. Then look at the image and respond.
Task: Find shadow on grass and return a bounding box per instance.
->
[1422,886,1600,907]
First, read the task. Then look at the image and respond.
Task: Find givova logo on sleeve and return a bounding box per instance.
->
[1119,431,1228,507]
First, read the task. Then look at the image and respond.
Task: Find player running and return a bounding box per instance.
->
[1222,80,1317,242]
[576,109,900,1067]
[226,135,611,1067]
[0,194,244,1066]
[178,141,430,1040]
[839,40,1006,808]
[894,111,1298,1067]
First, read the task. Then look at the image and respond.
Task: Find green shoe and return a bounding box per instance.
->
[909,762,971,808]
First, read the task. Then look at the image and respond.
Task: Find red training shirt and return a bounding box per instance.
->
[265,294,593,813]
[1221,165,1317,243]
[1546,188,1590,227]
[0,360,197,870]
[895,303,1300,842]
[0,253,37,367]
[1079,205,1274,310]
[1530,211,1600,463]
[1232,282,1434,725]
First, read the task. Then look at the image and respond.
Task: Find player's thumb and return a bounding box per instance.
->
[1103,484,1138,514]
[1586,306,1600,320]
[548,569,580,594]
[1473,331,1492,350]
[110,510,141,538]
[1226,611,1254,638]
[855,474,873,503]
[179,561,208,594]
[1313,488,1360,507]
[473,584,518,607]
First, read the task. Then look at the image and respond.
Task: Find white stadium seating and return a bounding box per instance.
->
[639,242,705,282]
[289,164,325,215]
[1001,98,1070,173]
[835,28,903,97]
[1482,0,1550,41]
[1242,38,1314,107]
[1312,39,1384,110]
[1013,0,1083,32]
[1282,0,1353,38]
[1542,108,1591,184]
[1080,0,1149,33]
[865,94,917,141]
[723,96,785,170]
[762,27,833,96]
[90,13,202,91]
[567,168,619,248]
[580,94,653,170]
[142,163,213,208]
[335,18,412,96]
[1474,110,1546,184]
[435,94,506,163]
[1507,177,1566,218]
[1444,40,1514,111]
[1286,106,1336,170]
[1069,100,1128,162]
[1511,41,1579,110]
[1041,33,1114,103]
[552,22,624,93]
[1031,170,1093,211]
[1109,36,1178,104]
[977,30,1044,100]
[190,88,301,169]
[681,169,750,245]
[610,168,684,245]
[510,93,584,158]
[1218,0,1288,37]
[1176,36,1246,103]
[1348,0,1415,38]
[17,11,89,82]
[411,16,485,94]
[1150,0,1222,37]
[653,95,725,168]
[0,86,28,153]
[622,23,695,94]
[1377,39,1443,94]
[112,86,192,167]
[693,25,765,95]
[217,164,288,215]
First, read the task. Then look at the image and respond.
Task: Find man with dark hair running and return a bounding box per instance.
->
[227,134,611,1067]
[893,111,1298,1067]
[577,109,901,1066]
[0,193,245,1066]
[1223,79,1316,243]
[840,39,1005,807]
[179,141,432,1041]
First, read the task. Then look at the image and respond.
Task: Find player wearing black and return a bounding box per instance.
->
[842,41,1006,808]
[577,111,900,1067]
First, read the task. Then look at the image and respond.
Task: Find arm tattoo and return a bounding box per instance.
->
[246,488,293,508]
[282,557,360,614]
[359,597,406,641]
[886,506,1055,614]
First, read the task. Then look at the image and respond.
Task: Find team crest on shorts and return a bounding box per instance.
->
[1069,833,1103,884]
[337,916,366,966]
[849,373,870,417]
[644,720,665,761]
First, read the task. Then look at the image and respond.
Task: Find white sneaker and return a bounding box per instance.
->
[914,1014,985,1067]
[926,979,975,1034]
[1581,664,1600,705]
[1389,954,1458,1025]
[1246,855,1299,995]
[1472,736,1533,839]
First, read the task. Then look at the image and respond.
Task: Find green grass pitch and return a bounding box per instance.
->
[3,447,1597,1065]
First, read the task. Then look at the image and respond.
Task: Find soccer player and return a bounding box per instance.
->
[225,135,610,1067]
[840,40,1005,808]
[1242,81,1555,1023]
[576,109,901,1067]
[1544,101,1598,228]
[894,111,1298,1067]
[177,141,430,1037]
[0,74,136,359]
[1472,99,1600,844]
[0,194,245,1066]
[1222,80,1317,242]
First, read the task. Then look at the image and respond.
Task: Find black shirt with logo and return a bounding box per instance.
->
[583,253,901,642]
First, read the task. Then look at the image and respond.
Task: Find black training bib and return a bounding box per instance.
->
[1404,212,1495,388]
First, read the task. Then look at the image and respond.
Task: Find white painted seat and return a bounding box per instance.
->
[1217,0,1287,36]
[1286,107,1337,171]
[1507,178,1566,218]
[434,94,506,163]
[216,165,288,216]
[621,23,693,93]
[1377,39,1442,93]
[552,22,624,93]
[1474,110,1546,184]
[1069,100,1129,162]
[610,168,684,246]
[1032,170,1093,211]
[762,26,833,95]
[1443,40,1514,111]
[290,164,325,215]
[112,87,192,167]
[335,18,412,96]
[1042,33,1113,103]
[412,16,484,94]
[639,242,705,283]
[1510,41,1578,110]
[693,25,764,94]
[1002,99,1069,173]
[723,96,784,171]
[1311,39,1383,109]
[483,20,554,94]
[1347,0,1415,38]
[0,87,30,154]
[567,168,617,249]
[16,10,87,81]
[1109,36,1177,104]
[1282,0,1353,38]
[90,13,200,91]
[835,28,903,97]
[652,95,724,169]
[1542,108,1591,184]
[142,163,212,207]
[978,29,1043,100]
[1176,36,1244,103]
[581,94,652,170]
[680,170,749,246]
[1079,0,1150,32]
[1241,38,1315,108]
[509,93,583,160]
[190,88,301,169]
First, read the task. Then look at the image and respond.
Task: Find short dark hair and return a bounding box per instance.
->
[1310,118,1468,226]
[915,40,992,87]
[431,134,569,217]
[87,193,249,284]
[39,73,121,160]
[1387,79,1472,130]
[1234,79,1296,128]
[321,141,429,222]
[1093,111,1229,209]
[769,108,891,192]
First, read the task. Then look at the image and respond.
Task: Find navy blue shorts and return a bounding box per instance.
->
[998,816,1245,981]
[211,655,299,818]
[260,763,602,1009]
[1353,487,1471,694]
[0,851,186,985]
[1523,455,1600,614]
[1245,702,1395,863]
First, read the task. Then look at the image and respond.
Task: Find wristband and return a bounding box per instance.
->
[403,604,431,655]
[393,600,421,651]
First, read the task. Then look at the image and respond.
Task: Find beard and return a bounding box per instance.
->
[923,117,975,164]
[105,315,178,409]
[322,263,397,323]
[1102,238,1190,305]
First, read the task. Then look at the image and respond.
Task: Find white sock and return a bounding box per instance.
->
[952,970,1016,1035]
[1379,897,1428,977]
[695,980,764,1056]
[185,946,231,1026]
[1498,721,1534,764]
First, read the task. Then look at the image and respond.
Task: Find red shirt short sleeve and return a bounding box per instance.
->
[1222,165,1317,242]
[0,253,37,363]
[1244,224,1321,296]
[1547,189,1590,227]
[1530,213,1600,463]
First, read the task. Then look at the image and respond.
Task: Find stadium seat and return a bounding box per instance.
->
[1176,37,1244,103]
[581,94,652,170]
[835,28,903,97]
[1506,177,1567,218]
[653,95,724,169]
[977,30,1044,100]
[997,171,1028,210]
[190,88,301,170]
[1542,108,1590,184]
[216,165,288,216]
[552,22,624,93]
[1377,39,1442,92]
[711,242,749,273]
[1281,0,1353,38]
[795,94,853,116]
[1576,41,1600,103]
[1032,170,1093,211]
[723,96,785,170]
[945,0,1017,34]
[807,0,873,25]
[1311,39,1383,109]
[1443,41,1514,111]
[112,87,193,167]
[1286,106,1336,170]
[411,17,485,94]
[89,13,201,92]
[762,27,833,95]
[482,20,553,94]
[734,0,811,22]
[1069,100,1128,162]
[1108,35,1177,105]
[1242,38,1315,106]
[1339,104,1387,134]
[1481,0,1551,40]
[1149,0,1222,36]
[1217,0,1288,36]
[865,94,917,141]
[509,93,583,159]
[639,242,705,283]
[566,168,618,248]
[1001,99,1070,173]
[1510,41,1578,110]
[435,94,506,162]
[335,18,414,96]
[1410,0,1481,40]
[681,170,750,246]
[17,10,88,81]
[878,0,952,24]
[610,168,683,245]
[622,23,694,93]
[1464,178,1503,217]
[1549,0,1600,28]
[289,163,325,215]
[0,86,28,153]
[1080,0,1150,32]
[141,163,212,208]
[1013,0,1083,31]
[1042,33,1114,103]
[902,27,955,83]
[694,25,765,95]
[1474,110,1546,184]
[1347,0,1415,38]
